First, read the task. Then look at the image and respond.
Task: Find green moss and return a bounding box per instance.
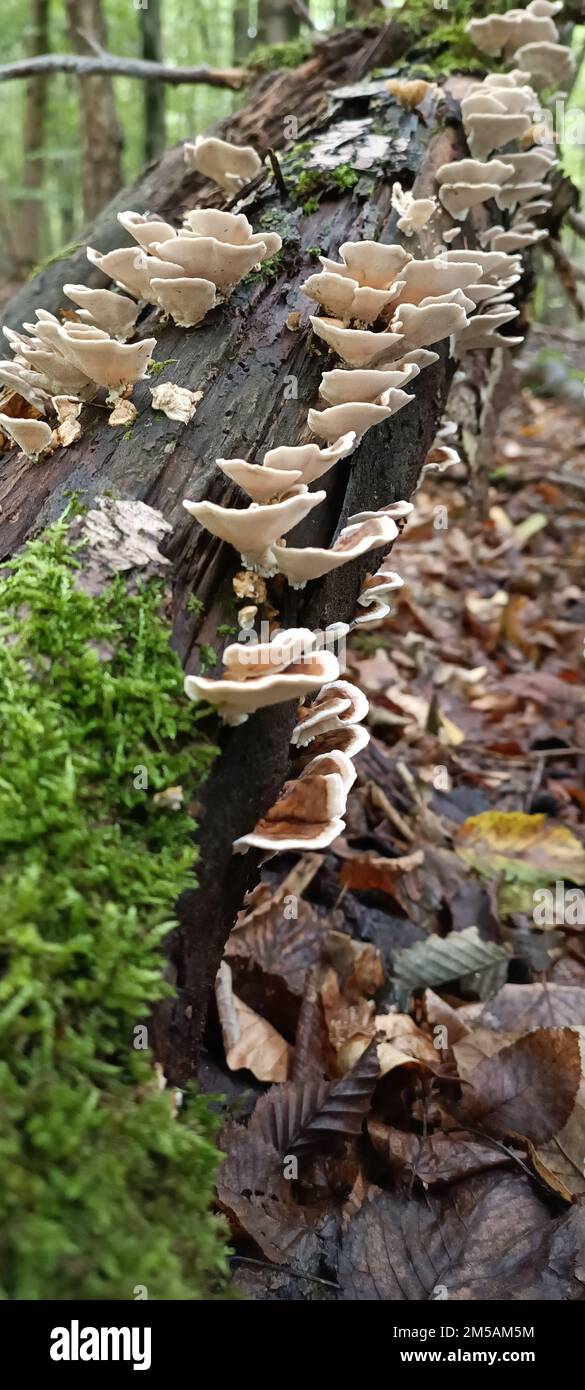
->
[149,357,179,376]
[248,250,284,283]
[246,36,314,73]
[198,643,218,673]
[0,516,232,1300]
[330,165,360,192]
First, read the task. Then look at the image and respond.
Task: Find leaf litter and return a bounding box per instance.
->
[198,387,585,1300]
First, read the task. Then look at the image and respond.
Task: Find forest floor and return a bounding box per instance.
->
[199,374,585,1301]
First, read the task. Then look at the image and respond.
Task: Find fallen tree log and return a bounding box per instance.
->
[0,4,550,1083]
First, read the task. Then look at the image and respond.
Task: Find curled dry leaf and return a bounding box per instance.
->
[215,960,291,1082]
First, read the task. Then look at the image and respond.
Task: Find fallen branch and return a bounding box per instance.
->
[0,52,248,89]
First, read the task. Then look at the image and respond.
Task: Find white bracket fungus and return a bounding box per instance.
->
[184,136,262,192]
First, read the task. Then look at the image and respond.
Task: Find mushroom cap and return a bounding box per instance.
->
[396,348,440,372]
[436,158,513,188]
[465,112,532,159]
[307,392,413,444]
[488,227,547,252]
[216,458,304,502]
[299,749,358,793]
[302,271,394,325]
[184,136,262,191]
[149,276,217,327]
[392,300,468,348]
[223,628,318,680]
[438,183,503,220]
[498,149,556,181]
[0,363,52,412]
[394,256,483,305]
[0,413,53,458]
[396,197,437,236]
[182,489,326,556]
[56,330,156,390]
[63,284,139,340]
[468,13,558,57]
[185,648,340,725]
[319,363,418,405]
[153,235,266,291]
[495,181,550,211]
[514,40,576,83]
[321,241,412,290]
[348,500,413,525]
[117,210,177,251]
[441,248,520,281]
[263,433,356,484]
[183,208,255,243]
[86,245,154,300]
[271,514,397,587]
[357,566,404,604]
[292,678,369,746]
[232,767,348,853]
[310,316,403,366]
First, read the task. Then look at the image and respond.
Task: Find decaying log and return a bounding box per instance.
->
[0,15,537,1082]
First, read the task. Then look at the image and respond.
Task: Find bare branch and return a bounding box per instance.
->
[0,52,248,89]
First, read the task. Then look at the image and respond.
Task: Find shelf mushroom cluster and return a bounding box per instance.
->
[0,307,157,455]
[454,0,573,270]
[233,679,371,853]
[88,206,282,330]
[468,1,575,89]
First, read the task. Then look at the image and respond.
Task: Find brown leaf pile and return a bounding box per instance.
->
[202,388,585,1300]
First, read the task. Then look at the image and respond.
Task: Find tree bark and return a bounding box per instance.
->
[0,10,546,1082]
[65,0,124,221]
[18,0,50,273]
[140,0,166,163]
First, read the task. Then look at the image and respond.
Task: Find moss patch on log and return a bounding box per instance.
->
[0,516,230,1299]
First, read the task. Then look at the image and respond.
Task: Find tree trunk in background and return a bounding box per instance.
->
[65,0,124,221]
[18,0,50,273]
[140,0,166,164]
[233,0,253,62]
[257,0,300,45]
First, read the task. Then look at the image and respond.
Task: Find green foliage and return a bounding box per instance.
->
[0,517,231,1300]
[246,36,314,72]
[330,165,360,192]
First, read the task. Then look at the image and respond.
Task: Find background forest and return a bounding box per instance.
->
[0,0,583,326]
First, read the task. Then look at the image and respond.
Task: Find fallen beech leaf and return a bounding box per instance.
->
[250,1042,379,1154]
[455,812,585,915]
[393,926,512,1008]
[453,1027,518,1083]
[460,1027,583,1143]
[530,1031,585,1201]
[457,983,585,1034]
[215,961,291,1082]
[217,1126,320,1267]
[338,1173,585,1300]
[367,1120,512,1185]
